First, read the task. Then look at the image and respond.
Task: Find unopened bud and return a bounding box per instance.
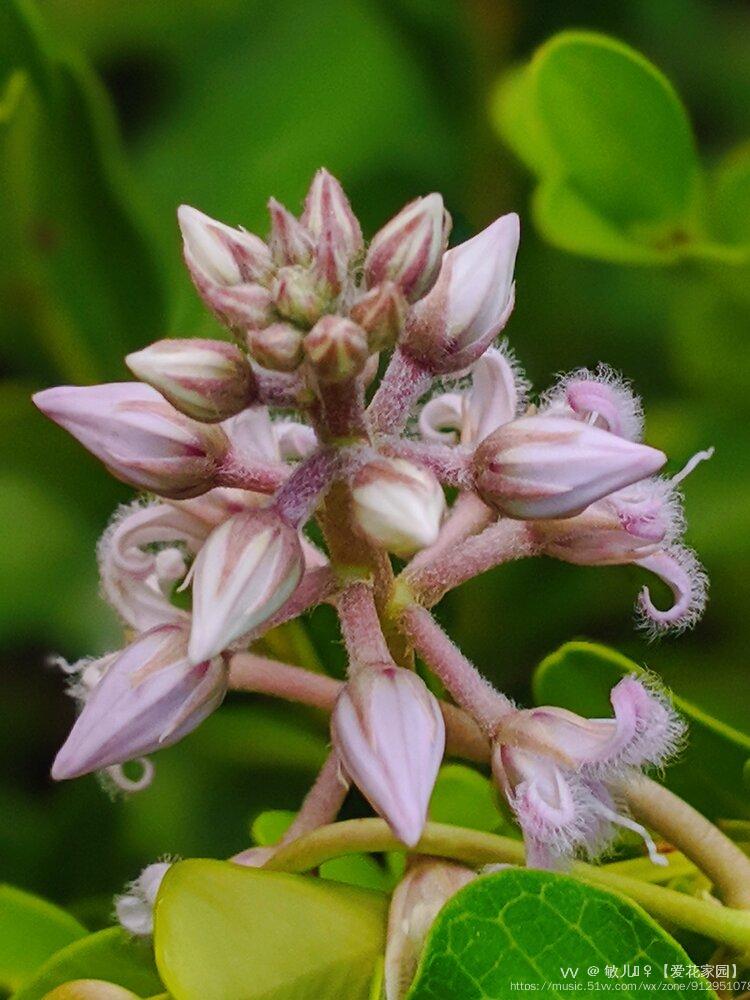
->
[207,282,275,331]
[51,624,227,780]
[403,213,519,374]
[365,194,450,303]
[302,168,363,261]
[472,414,666,520]
[331,664,445,847]
[177,205,273,287]
[385,859,476,999]
[350,281,407,352]
[352,457,445,556]
[247,322,304,372]
[44,982,141,999]
[268,198,314,266]
[273,265,327,327]
[116,861,172,937]
[33,383,228,499]
[304,315,369,383]
[188,508,304,663]
[126,338,255,422]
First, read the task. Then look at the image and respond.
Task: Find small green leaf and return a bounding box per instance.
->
[251,810,296,847]
[428,764,507,834]
[407,870,714,998]
[533,641,750,819]
[0,885,85,993]
[154,859,388,1000]
[10,928,162,1000]
[710,144,750,246]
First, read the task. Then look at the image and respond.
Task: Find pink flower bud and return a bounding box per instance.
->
[246,322,305,372]
[402,213,519,373]
[268,198,315,266]
[51,624,227,780]
[350,282,407,352]
[187,508,304,663]
[331,664,445,846]
[472,414,666,520]
[33,383,229,499]
[365,194,450,303]
[206,282,276,331]
[385,859,476,999]
[116,861,172,936]
[302,168,363,268]
[126,338,255,422]
[351,457,446,556]
[177,205,273,287]
[304,315,369,383]
[272,265,327,327]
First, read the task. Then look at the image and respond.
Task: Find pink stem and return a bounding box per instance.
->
[404,519,537,606]
[228,651,488,761]
[399,605,512,733]
[232,750,349,866]
[315,377,368,440]
[367,347,432,434]
[336,580,393,670]
[229,653,341,708]
[378,436,474,489]
[239,566,336,643]
[274,448,340,527]
[408,492,494,573]
[254,368,304,409]
[216,452,289,493]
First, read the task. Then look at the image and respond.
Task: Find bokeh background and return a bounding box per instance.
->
[2,0,749,926]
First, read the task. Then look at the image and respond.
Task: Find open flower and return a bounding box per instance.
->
[492,676,684,869]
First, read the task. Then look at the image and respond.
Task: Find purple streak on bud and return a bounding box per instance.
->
[33,383,228,499]
[272,264,327,327]
[351,457,446,557]
[304,315,369,383]
[403,214,519,373]
[302,168,363,260]
[365,194,450,303]
[268,198,315,266]
[385,858,476,999]
[206,282,275,331]
[187,508,304,663]
[350,282,407,352]
[126,338,255,422]
[177,205,273,287]
[542,365,644,441]
[116,861,172,937]
[247,322,304,372]
[472,414,666,520]
[52,624,227,780]
[635,545,708,636]
[331,664,445,847]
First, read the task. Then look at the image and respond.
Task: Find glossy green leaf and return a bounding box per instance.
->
[10,928,163,1000]
[154,859,387,1000]
[407,870,713,998]
[493,31,703,263]
[710,144,750,246]
[428,764,507,834]
[0,885,85,993]
[533,641,750,819]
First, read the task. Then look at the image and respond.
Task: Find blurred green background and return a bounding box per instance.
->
[2,0,749,926]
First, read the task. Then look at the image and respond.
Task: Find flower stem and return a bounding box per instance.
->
[399,604,512,732]
[264,818,750,954]
[367,347,432,435]
[336,580,393,670]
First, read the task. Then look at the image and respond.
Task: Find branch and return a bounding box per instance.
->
[367,347,432,435]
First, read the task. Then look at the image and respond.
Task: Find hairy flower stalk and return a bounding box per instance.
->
[36,170,739,967]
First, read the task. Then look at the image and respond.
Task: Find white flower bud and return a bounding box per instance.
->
[352,457,445,556]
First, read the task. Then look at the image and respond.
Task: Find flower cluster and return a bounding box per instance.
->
[34,171,710,979]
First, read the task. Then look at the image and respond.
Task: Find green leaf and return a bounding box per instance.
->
[251,810,296,847]
[407,870,714,998]
[710,144,750,246]
[154,859,388,1000]
[10,928,163,1000]
[493,32,703,263]
[533,641,750,819]
[0,0,167,383]
[428,765,507,834]
[0,885,85,993]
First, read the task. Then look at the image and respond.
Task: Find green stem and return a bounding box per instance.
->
[264,819,750,954]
